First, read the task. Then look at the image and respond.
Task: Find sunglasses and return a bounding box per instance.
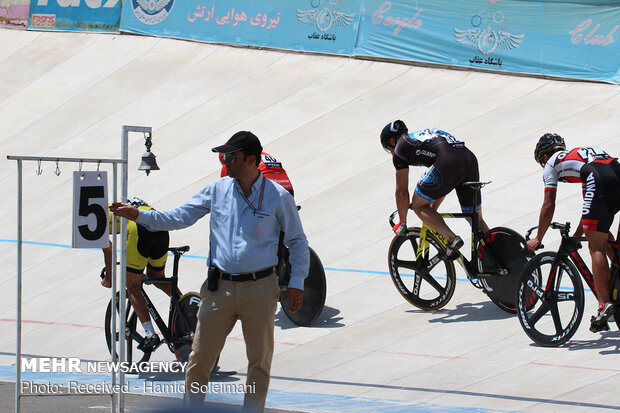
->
[222,153,240,163]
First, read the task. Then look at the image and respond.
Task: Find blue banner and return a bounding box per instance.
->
[356,0,620,83]
[120,0,362,55]
[28,0,122,32]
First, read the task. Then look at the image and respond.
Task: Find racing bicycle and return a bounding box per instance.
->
[104,242,327,368]
[104,246,201,366]
[388,181,531,312]
[515,222,620,346]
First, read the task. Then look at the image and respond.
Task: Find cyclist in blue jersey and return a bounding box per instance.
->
[381,120,489,259]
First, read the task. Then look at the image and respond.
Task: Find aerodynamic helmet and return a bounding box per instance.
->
[534,133,565,165]
[380,120,408,151]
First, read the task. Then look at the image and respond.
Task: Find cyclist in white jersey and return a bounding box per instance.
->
[527,133,620,331]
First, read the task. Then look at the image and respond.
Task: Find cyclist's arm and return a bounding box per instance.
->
[101,241,113,287]
[528,189,556,250]
[395,168,410,224]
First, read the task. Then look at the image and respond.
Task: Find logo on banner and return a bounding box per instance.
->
[132,0,174,25]
[454,8,524,66]
[297,0,354,42]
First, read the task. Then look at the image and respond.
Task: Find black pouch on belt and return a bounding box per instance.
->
[207,266,219,291]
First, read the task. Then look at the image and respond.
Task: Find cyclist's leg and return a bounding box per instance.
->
[411,166,456,242]
[144,229,176,295]
[411,192,456,241]
[144,265,178,296]
[455,150,489,234]
[580,162,616,310]
[585,231,611,305]
[126,268,152,326]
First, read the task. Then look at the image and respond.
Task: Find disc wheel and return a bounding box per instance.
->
[477,227,533,313]
[170,292,204,364]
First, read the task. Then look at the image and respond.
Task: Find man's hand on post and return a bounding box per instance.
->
[109,202,139,221]
[283,288,304,313]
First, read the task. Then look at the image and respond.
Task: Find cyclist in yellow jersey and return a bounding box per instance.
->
[100,197,174,352]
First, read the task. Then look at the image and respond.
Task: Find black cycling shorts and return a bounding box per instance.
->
[580,160,620,233]
[415,146,482,212]
[126,224,170,274]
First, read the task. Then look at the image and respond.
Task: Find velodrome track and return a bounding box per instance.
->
[1,28,619,412]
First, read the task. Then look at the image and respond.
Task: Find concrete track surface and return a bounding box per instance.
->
[1,29,619,412]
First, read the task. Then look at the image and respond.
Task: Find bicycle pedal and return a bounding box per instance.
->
[589,316,610,333]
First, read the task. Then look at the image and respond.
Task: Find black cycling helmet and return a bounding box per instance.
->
[380,120,408,150]
[534,133,565,165]
[128,196,148,208]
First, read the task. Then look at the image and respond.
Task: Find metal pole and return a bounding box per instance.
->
[117,125,151,412]
[119,127,128,413]
[111,162,118,413]
[15,160,22,413]
[6,154,130,412]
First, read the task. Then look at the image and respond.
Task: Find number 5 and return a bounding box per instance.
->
[78,186,107,241]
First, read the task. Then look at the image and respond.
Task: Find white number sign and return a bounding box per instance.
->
[72,171,108,248]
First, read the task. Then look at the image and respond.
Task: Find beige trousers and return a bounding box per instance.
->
[185,272,280,412]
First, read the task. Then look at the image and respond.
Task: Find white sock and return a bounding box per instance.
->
[143,321,156,337]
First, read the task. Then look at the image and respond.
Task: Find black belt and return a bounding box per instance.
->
[219,267,274,282]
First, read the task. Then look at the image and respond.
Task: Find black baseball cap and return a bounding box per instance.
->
[212,131,263,157]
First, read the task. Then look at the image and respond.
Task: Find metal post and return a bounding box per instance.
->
[119,127,128,413]
[8,125,151,413]
[8,155,128,412]
[15,160,22,413]
[111,162,118,413]
[118,125,151,413]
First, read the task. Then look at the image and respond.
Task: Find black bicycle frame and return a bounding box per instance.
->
[549,225,620,301]
[138,249,189,351]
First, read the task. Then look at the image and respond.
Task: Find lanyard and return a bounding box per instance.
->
[240,175,266,216]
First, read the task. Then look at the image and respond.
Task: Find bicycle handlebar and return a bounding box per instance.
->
[388,204,414,228]
[389,210,398,228]
[525,222,583,249]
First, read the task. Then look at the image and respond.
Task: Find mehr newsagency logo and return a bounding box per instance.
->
[132,0,175,25]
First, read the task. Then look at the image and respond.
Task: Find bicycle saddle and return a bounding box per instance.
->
[463,181,491,189]
[168,246,190,254]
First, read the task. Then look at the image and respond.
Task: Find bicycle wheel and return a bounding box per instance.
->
[170,292,202,363]
[515,252,584,346]
[104,291,144,364]
[609,267,620,330]
[280,247,327,326]
[478,227,532,313]
[388,228,456,310]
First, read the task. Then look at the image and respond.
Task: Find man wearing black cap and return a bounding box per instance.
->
[110,131,309,412]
